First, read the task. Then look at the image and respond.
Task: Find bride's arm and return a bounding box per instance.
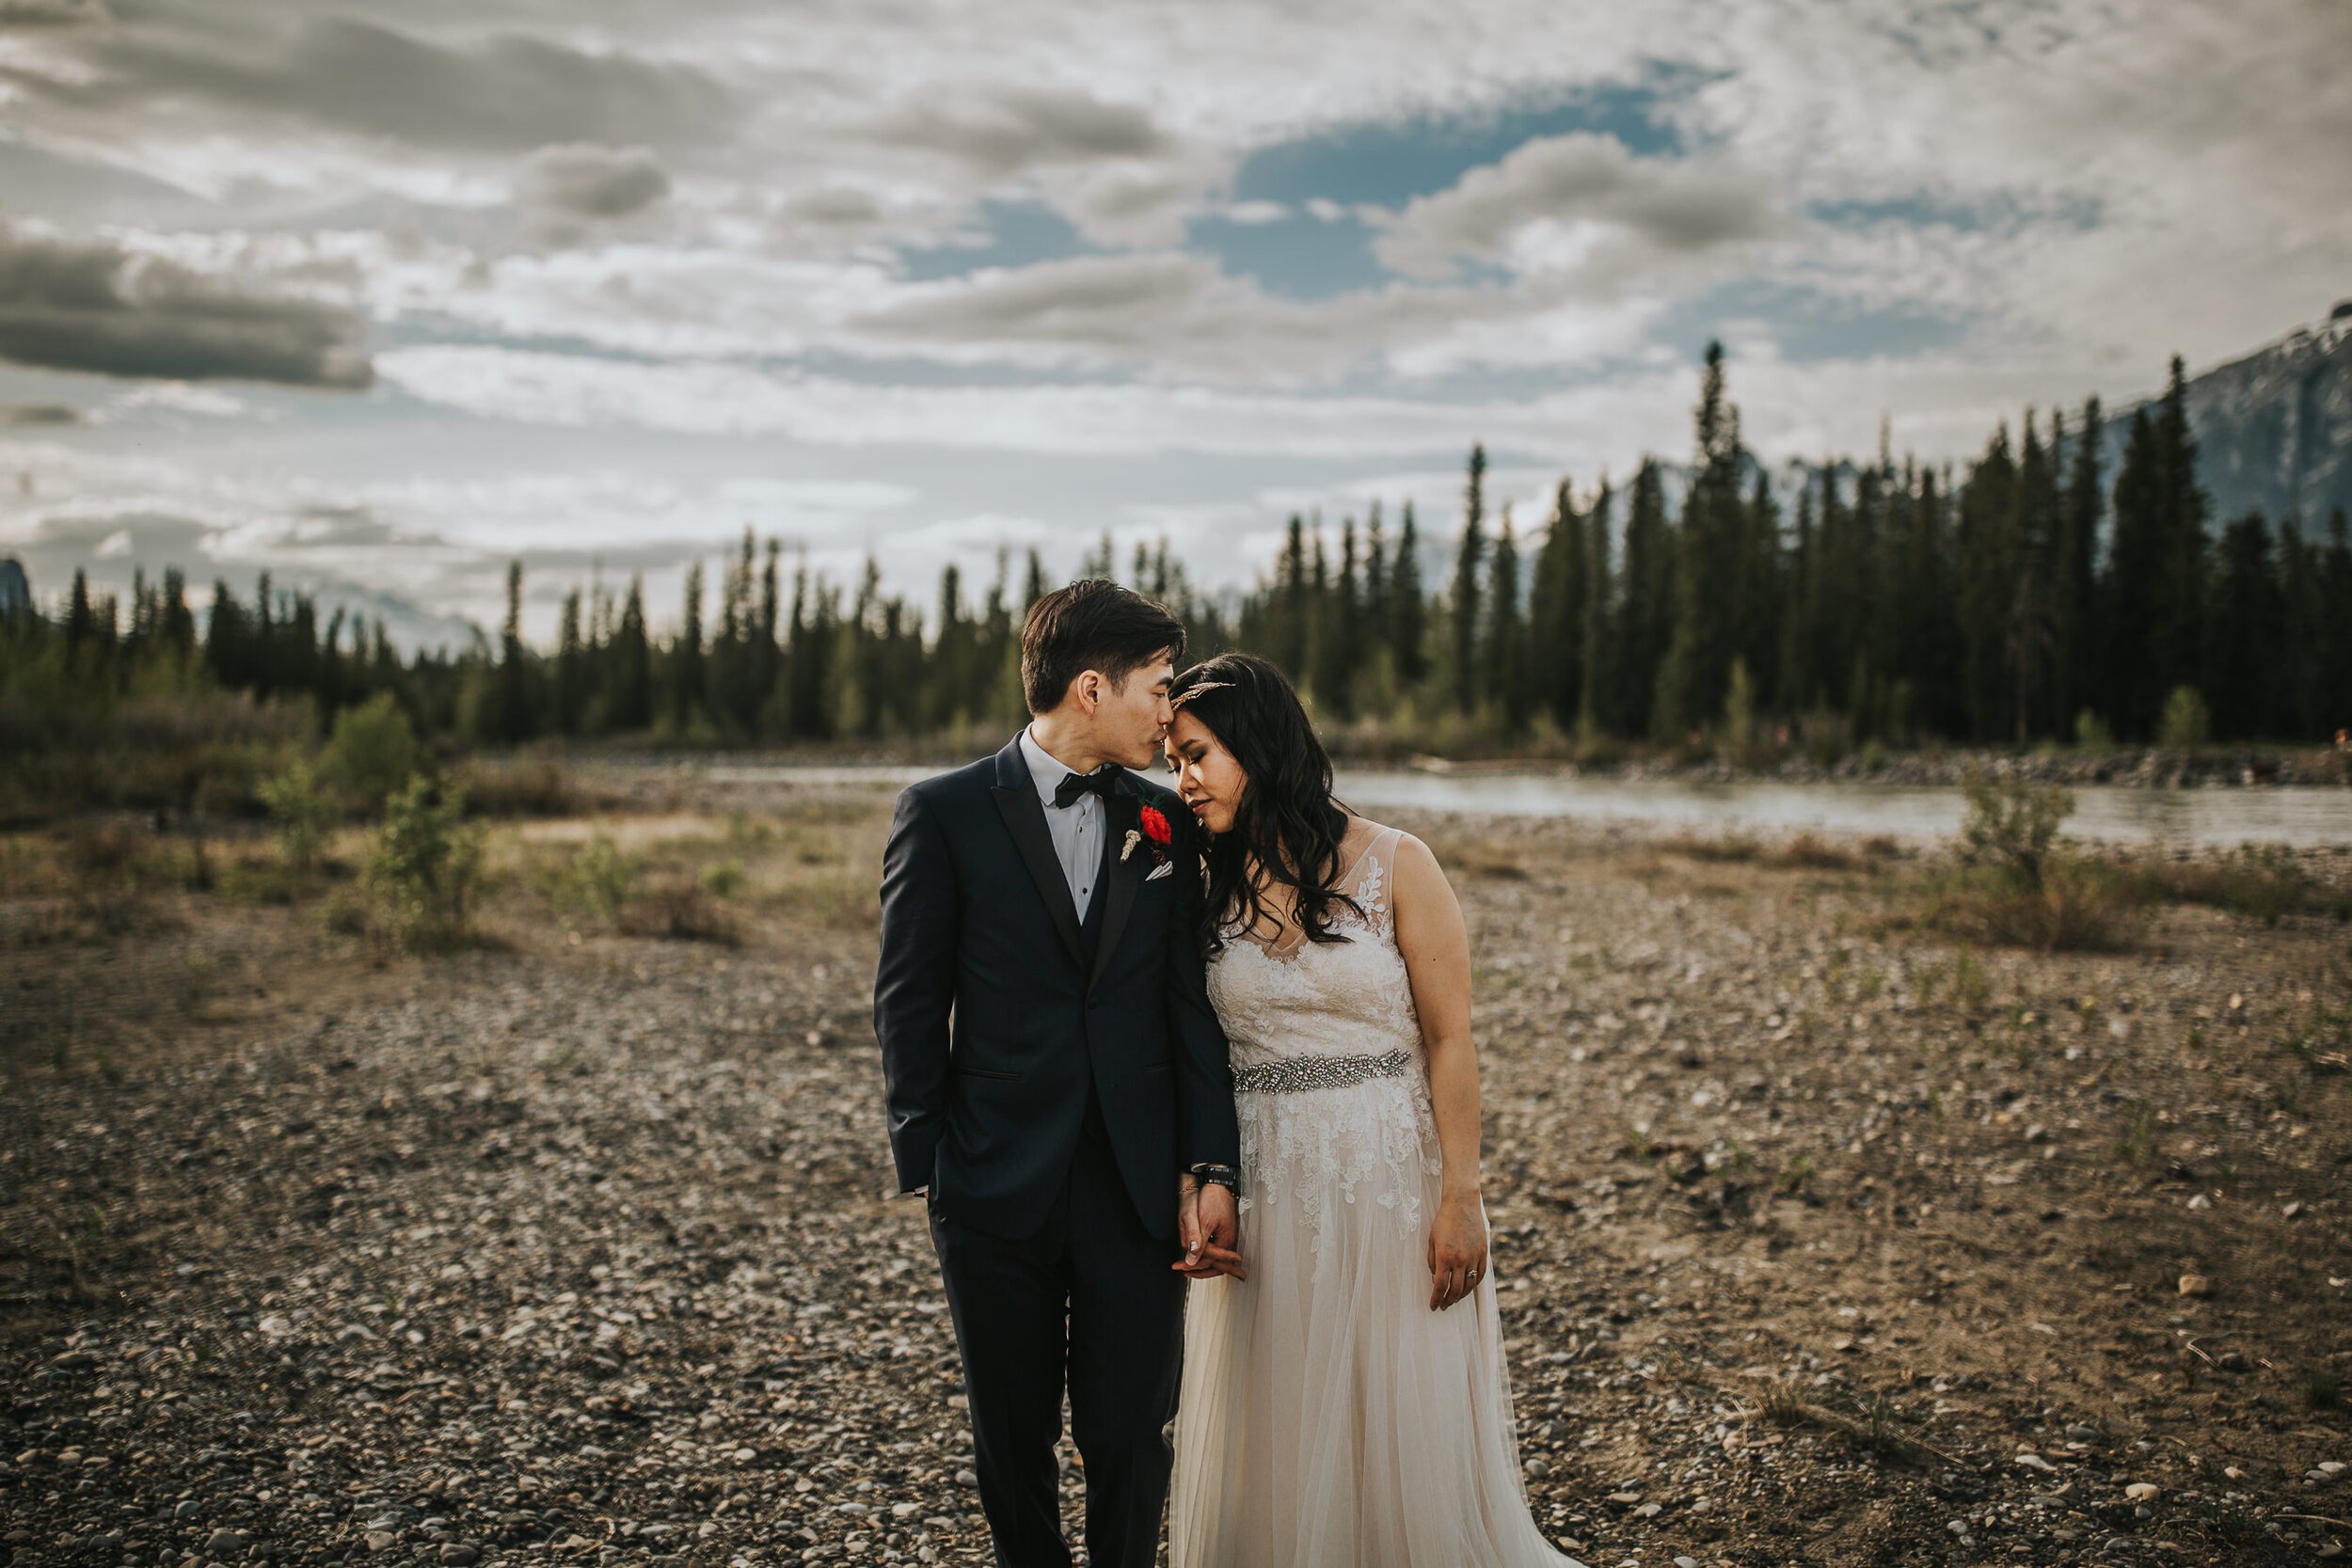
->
[1390,832,1488,1311]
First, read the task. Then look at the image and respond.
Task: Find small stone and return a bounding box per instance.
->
[438,1546,480,1566]
[2125,1482,2159,1501]
[2017,1452,2058,1473]
[174,1501,201,1520]
[2066,1424,2101,1441]
[1607,1491,1644,1504]
[955,1469,978,1487]
[364,1530,398,1554]
[2177,1274,2212,1297]
[1675,1559,1698,1568]
[206,1528,246,1556]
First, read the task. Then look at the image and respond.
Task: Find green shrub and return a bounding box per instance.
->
[257,755,336,872]
[361,774,483,952]
[1958,767,2073,887]
[542,833,642,927]
[2156,686,2211,750]
[322,694,421,816]
[1926,769,2140,950]
[2074,709,2116,750]
[699,859,745,897]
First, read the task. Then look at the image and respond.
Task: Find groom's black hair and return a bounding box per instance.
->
[1021,578,1185,714]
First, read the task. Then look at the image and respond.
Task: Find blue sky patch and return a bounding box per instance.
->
[1231,71,1702,211]
[1186,206,1390,300]
[893,200,1104,281]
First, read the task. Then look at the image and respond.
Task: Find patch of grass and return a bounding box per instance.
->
[2114,1097,2158,1165]
[2135,845,2311,926]
[766,869,878,930]
[453,755,578,818]
[1921,852,2144,951]
[1775,1152,1817,1195]
[215,854,310,906]
[698,859,745,898]
[2307,1368,2343,1410]
[1663,832,1762,864]
[1774,832,1860,872]
[616,879,739,944]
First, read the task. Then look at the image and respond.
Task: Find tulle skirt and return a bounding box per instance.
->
[1168,1075,1585,1568]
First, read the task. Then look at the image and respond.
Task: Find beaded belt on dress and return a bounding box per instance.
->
[1231,1047,1412,1094]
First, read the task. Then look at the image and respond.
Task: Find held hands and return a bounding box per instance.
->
[1426,1188,1486,1310]
[1175,1175,1247,1281]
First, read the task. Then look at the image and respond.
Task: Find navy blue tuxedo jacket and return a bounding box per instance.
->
[872,734,1239,1242]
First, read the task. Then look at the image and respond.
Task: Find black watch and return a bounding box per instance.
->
[1189,1163,1240,1196]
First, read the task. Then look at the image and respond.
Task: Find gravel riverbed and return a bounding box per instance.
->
[4,785,2347,1566]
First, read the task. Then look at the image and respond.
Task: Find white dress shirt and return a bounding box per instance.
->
[1019,723,1107,922]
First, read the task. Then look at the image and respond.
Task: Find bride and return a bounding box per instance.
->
[1160,652,1585,1567]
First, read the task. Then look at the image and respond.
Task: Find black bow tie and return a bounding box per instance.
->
[1052,767,1122,810]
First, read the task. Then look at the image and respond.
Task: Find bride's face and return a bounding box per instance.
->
[1163,710,1247,834]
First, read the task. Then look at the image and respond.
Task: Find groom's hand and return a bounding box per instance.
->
[1175,1180,1246,1280]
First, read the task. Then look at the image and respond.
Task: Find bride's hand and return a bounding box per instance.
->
[1426,1191,1486,1310]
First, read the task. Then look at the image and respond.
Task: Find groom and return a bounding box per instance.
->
[873,579,1241,1568]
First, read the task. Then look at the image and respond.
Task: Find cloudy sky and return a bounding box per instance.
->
[1,0,2345,645]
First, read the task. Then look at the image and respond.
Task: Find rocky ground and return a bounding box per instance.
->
[3,769,2348,1567]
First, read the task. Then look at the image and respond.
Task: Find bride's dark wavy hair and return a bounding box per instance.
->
[1167,652,1360,957]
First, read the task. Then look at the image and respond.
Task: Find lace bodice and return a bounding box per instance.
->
[1206,826,1423,1073]
[1206,826,1440,1253]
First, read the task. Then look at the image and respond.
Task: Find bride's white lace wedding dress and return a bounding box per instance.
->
[1168,826,1585,1567]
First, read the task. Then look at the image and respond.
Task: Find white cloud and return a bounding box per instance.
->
[372,341,1700,466]
[1373,133,1783,282]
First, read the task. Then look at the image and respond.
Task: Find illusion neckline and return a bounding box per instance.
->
[1223,829,1392,963]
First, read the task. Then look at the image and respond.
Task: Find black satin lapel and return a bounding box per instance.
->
[1090,789,1142,988]
[991,785,1085,969]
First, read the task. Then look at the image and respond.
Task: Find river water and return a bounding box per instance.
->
[700,764,2352,848]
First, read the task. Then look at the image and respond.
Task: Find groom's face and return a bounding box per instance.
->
[1088,650,1177,769]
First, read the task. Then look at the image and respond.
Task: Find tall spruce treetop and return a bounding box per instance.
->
[1450,443,1486,707]
[1392,501,1426,685]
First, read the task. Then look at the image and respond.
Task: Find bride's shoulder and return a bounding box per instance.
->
[1339,816,1435,872]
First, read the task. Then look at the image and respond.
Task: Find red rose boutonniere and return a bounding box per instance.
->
[1121,803,1175,868]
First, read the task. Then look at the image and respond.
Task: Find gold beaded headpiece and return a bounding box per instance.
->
[1168,679,1234,709]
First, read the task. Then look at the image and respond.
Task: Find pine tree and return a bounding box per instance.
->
[1268,515,1310,681]
[1654,341,1741,739]
[2274,517,2324,740]
[556,588,587,736]
[1486,505,1528,733]
[2104,407,2164,736]
[756,538,783,737]
[1578,478,1615,735]
[1529,478,1585,729]
[491,560,534,744]
[670,561,706,731]
[2204,512,2280,740]
[1618,458,1673,737]
[1316,517,1359,721]
[1449,444,1486,709]
[610,576,653,731]
[1391,502,1427,688]
[2153,356,2211,719]
[2054,399,2104,735]
[1956,423,2019,741]
[2009,411,2061,743]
